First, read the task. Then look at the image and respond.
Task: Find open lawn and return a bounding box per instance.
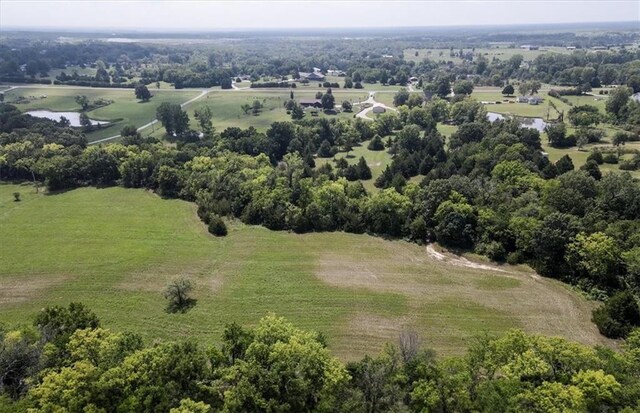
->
[181,89,370,132]
[0,184,614,359]
[315,140,393,192]
[3,86,199,142]
[374,91,398,107]
[542,141,640,179]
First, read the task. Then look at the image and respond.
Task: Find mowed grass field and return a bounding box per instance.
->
[404,46,574,64]
[181,89,370,132]
[0,183,613,359]
[3,86,199,142]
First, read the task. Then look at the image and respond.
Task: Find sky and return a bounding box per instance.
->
[1,0,639,31]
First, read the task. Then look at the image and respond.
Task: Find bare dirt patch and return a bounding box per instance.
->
[314,236,616,352]
[0,275,69,304]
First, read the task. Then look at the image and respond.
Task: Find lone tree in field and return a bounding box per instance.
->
[502,84,514,96]
[135,85,152,102]
[164,278,196,313]
[75,95,89,111]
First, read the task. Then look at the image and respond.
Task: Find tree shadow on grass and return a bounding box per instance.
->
[165,298,198,314]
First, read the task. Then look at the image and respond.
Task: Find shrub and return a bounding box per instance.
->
[592,290,640,338]
[475,241,506,261]
[208,214,228,236]
[587,150,604,165]
[619,159,638,171]
[367,135,385,151]
[603,153,618,164]
[506,251,523,265]
[13,192,20,202]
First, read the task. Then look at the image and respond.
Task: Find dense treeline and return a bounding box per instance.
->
[1,99,640,338]
[1,304,640,412]
[3,30,639,92]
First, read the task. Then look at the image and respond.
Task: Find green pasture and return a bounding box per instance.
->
[3,86,199,142]
[0,184,612,359]
[181,90,370,132]
[542,141,640,179]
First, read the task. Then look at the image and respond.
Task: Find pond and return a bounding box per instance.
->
[25,110,109,127]
[487,112,547,132]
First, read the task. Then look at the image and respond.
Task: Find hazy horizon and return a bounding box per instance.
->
[1,0,639,32]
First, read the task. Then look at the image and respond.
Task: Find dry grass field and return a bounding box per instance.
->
[0,184,614,360]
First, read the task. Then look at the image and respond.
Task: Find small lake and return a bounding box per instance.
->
[25,110,109,127]
[487,112,546,132]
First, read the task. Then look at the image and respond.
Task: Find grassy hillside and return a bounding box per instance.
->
[0,184,613,359]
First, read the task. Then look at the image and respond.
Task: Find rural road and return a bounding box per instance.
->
[355,92,397,120]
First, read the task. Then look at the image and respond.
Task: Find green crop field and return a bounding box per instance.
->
[0,183,613,359]
[3,86,199,142]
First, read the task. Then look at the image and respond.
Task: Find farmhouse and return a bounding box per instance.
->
[520,45,539,50]
[517,95,543,104]
[528,96,543,105]
[298,72,325,81]
[327,69,346,76]
[299,99,323,108]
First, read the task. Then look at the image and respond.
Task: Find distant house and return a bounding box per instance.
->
[517,96,543,104]
[528,96,543,105]
[298,72,325,81]
[520,45,539,50]
[372,106,386,114]
[632,92,640,103]
[566,46,577,50]
[592,46,608,51]
[327,69,346,77]
[409,76,418,83]
[299,99,323,108]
